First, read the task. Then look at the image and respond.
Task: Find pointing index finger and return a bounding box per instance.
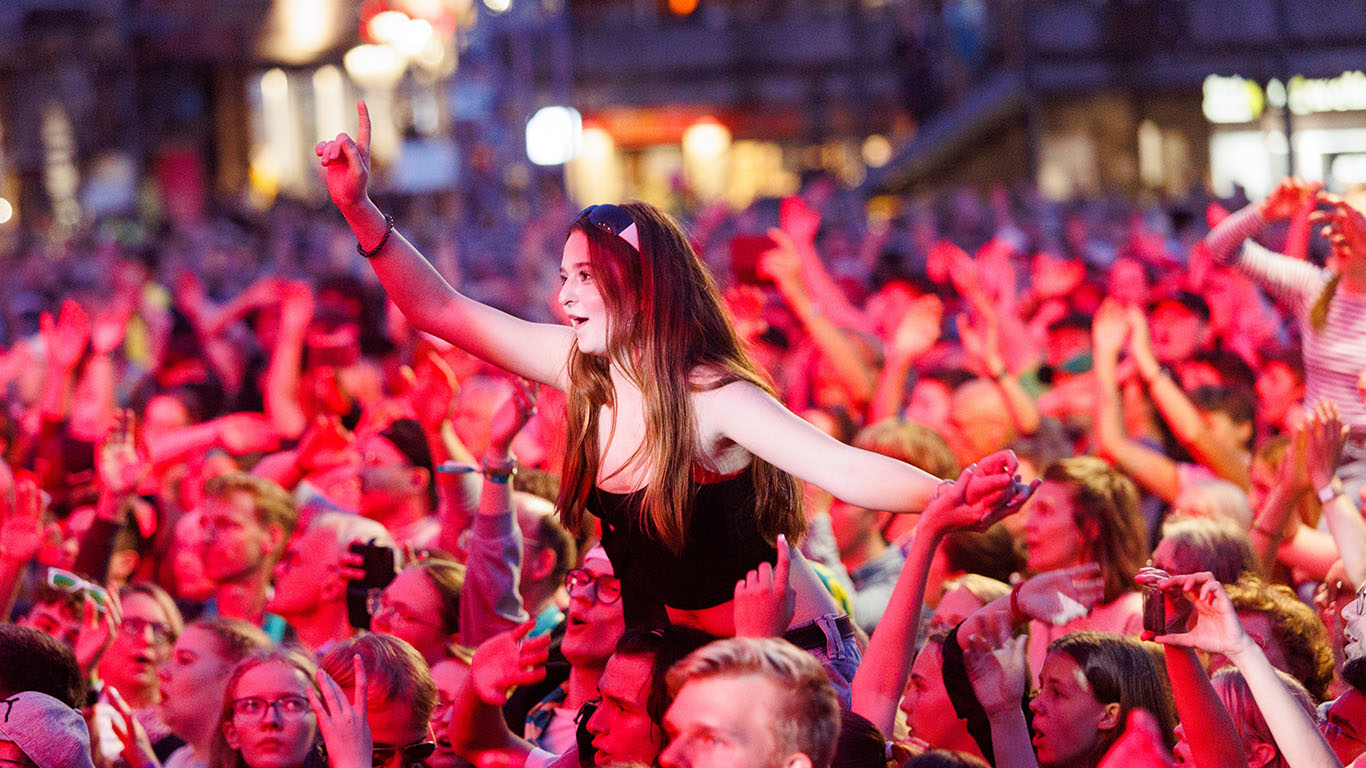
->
[352,653,369,716]
[775,533,790,587]
[356,101,371,165]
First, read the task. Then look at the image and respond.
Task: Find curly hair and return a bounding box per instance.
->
[1225,576,1334,702]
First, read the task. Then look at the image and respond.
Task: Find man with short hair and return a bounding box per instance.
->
[268,511,396,654]
[660,637,840,768]
[451,625,713,768]
[320,633,438,768]
[0,624,86,707]
[200,472,297,630]
[359,419,440,551]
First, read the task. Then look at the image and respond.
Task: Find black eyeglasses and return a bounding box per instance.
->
[564,568,622,605]
[371,740,436,767]
[231,695,312,721]
[576,204,639,251]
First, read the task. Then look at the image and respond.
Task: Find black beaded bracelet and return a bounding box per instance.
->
[357,214,396,259]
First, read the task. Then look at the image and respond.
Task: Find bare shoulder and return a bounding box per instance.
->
[692,377,771,409]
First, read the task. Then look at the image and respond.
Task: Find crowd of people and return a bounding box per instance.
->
[0,101,1364,768]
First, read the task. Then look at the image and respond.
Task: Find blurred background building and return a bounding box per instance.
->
[1,0,1365,232]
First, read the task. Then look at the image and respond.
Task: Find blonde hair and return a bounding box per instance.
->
[1212,666,1315,768]
[667,638,839,768]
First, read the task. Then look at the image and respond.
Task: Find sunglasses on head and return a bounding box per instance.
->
[576,204,640,251]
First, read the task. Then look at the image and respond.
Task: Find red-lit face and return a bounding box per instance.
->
[1255,361,1302,428]
[1149,303,1206,364]
[1029,652,1115,768]
[586,654,661,767]
[1023,481,1087,574]
[559,231,610,357]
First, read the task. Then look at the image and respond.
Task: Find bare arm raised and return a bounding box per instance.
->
[317,102,573,390]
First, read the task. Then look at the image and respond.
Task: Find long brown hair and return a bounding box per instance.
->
[556,201,803,554]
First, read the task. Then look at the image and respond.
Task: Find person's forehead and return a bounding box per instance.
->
[561,230,590,267]
[600,654,653,706]
[236,661,308,696]
[121,592,169,622]
[174,625,221,658]
[430,659,468,696]
[204,491,261,523]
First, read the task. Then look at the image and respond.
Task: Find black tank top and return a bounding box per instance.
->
[590,464,778,628]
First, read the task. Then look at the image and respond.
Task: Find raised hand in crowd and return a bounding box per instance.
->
[471,620,552,706]
[961,608,1037,768]
[0,471,51,620]
[97,409,149,498]
[73,583,122,678]
[734,533,795,637]
[1300,401,1366,590]
[1148,571,1343,768]
[869,293,942,422]
[1260,178,1321,221]
[1092,298,1184,502]
[309,654,374,768]
[40,298,92,422]
[107,685,160,768]
[852,460,1034,734]
[1010,563,1107,626]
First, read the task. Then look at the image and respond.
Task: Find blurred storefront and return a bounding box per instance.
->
[1204,71,1366,199]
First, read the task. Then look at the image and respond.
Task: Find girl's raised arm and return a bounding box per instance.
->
[318,102,573,390]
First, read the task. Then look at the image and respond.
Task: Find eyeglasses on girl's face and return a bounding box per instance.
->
[231,695,313,721]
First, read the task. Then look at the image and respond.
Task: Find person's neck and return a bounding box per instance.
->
[287,601,355,654]
[840,533,888,574]
[186,716,219,761]
[565,662,606,709]
[215,569,272,625]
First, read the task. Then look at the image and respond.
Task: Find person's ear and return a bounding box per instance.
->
[1098,702,1123,732]
[266,523,287,559]
[528,547,557,582]
[223,721,241,750]
[1248,740,1277,768]
[409,467,429,496]
[109,550,140,584]
[779,753,814,768]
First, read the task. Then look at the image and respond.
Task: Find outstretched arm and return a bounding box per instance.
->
[317,103,573,390]
[705,380,1022,513]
